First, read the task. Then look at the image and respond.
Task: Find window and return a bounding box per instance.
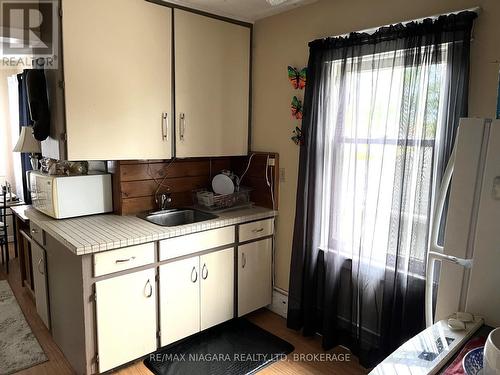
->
[319,45,449,271]
[0,70,24,199]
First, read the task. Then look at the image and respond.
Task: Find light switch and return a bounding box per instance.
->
[492,176,500,199]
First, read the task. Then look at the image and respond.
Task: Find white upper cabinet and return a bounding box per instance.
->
[56,2,251,161]
[61,0,172,160]
[174,10,250,157]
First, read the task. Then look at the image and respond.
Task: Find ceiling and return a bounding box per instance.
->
[162,0,318,23]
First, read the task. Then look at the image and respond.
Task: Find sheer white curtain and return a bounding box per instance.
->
[320,47,448,278]
[8,74,23,198]
[0,70,15,187]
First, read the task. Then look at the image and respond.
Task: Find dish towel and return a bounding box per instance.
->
[442,337,486,375]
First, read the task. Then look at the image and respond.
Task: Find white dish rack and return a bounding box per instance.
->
[193,187,252,211]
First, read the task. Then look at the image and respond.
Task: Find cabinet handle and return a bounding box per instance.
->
[115,256,135,264]
[31,228,38,234]
[179,113,185,141]
[191,266,198,283]
[162,112,169,141]
[242,253,246,269]
[37,258,44,275]
[201,263,208,280]
[144,279,153,298]
[252,228,264,233]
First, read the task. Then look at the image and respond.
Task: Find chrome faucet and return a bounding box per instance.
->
[159,192,172,210]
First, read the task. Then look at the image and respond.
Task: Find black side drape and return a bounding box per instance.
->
[18,71,33,204]
[287,11,476,368]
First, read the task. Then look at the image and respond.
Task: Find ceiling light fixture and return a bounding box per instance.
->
[266,0,289,6]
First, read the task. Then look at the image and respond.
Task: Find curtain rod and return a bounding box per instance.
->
[330,6,481,39]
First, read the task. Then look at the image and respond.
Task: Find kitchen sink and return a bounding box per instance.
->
[139,208,218,227]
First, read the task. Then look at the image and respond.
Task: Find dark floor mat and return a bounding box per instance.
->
[144,318,294,375]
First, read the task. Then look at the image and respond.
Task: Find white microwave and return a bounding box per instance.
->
[30,172,113,219]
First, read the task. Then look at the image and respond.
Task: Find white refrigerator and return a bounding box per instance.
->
[431,117,500,327]
[371,118,500,374]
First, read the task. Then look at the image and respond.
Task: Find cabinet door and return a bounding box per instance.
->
[200,248,234,330]
[174,9,250,157]
[159,256,200,346]
[61,0,172,160]
[95,269,156,373]
[31,242,50,329]
[238,239,272,317]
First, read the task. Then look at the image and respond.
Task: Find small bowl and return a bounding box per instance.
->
[463,347,484,375]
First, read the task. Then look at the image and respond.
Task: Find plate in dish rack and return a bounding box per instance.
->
[463,347,484,375]
[212,174,235,195]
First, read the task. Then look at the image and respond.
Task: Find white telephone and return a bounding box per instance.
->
[448,312,475,331]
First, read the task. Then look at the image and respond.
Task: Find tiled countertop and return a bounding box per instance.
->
[26,206,277,256]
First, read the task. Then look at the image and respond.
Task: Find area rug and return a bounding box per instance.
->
[0,280,47,374]
[144,318,294,375]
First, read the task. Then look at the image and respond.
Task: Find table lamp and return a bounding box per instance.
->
[13,126,41,170]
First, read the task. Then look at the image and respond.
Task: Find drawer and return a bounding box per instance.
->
[30,221,44,246]
[159,226,235,261]
[238,218,274,242]
[93,243,155,277]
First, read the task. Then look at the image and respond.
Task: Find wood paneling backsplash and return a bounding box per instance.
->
[231,153,280,210]
[108,152,279,215]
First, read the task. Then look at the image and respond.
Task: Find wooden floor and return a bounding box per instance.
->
[1,244,367,375]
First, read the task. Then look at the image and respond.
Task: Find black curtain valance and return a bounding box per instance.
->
[309,10,477,54]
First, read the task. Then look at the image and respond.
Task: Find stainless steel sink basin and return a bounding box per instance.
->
[139,208,218,227]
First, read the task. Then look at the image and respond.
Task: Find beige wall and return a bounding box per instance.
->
[252,0,500,291]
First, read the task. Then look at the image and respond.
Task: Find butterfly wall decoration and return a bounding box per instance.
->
[291,96,303,120]
[291,126,304,145]
[288,66,307,90]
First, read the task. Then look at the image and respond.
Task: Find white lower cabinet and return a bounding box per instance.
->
[31,241,50,329]
[200,248,234,330]
[238,238,273,317]
[95,269,157,373]
[160,248,234,346]
[159,256,200,346]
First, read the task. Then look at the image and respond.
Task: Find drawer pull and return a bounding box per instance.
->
[31,228,38,234]
[242,253,246,269]
[251,228,264,233]
[201,264,208,280]
[191,266,198,283]
[144,279,153,298]
[115,256,136,264]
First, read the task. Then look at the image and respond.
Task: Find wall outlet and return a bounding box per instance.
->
[279,168,285,182]
[267,290,288,318]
